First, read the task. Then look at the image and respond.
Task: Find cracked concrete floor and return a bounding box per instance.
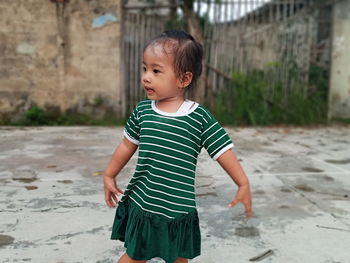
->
[0,125,350,263]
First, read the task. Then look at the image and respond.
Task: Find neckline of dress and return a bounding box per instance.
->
[151,100,199,117]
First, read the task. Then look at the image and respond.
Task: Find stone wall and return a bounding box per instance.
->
[0,0,122,123]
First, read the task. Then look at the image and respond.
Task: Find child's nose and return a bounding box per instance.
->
[142,72,151,83]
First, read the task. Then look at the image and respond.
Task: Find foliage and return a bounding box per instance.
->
[23,105,51,125]
[213,64,328,126]
[164,2,210,33]
[94,95,105,106]
[9,105,126,126]
[165,13,186,30]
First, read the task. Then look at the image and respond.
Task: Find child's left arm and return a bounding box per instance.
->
[216,149,252,218]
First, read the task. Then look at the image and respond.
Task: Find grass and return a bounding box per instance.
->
[212,65,329,126]
[0,63,337,127]
[7,105,126,126]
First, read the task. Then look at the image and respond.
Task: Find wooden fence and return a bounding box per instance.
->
[120,6,169,115]
[203,0,332,103]
[121,0,332,116]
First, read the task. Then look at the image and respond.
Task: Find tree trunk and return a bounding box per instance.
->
[182,0,206,104]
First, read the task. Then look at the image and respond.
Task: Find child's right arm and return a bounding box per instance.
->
[103,137,138,208]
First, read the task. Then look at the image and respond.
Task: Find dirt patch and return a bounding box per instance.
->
[279,205,290,209]
[25,186,38,190]
[254,190,265,195]
[197,183,211,188]
[323,176,334,181]
[280,188,292,193]
[302,167,324,173]
[0,235,15,247]
[57,180,73,184]
[294,184,315,192]
[235,226,260,237]
[12,178,38,183]
[325,159,350,164]
[196,192,217,197]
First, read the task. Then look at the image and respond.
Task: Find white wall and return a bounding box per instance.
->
[329,0,350,119]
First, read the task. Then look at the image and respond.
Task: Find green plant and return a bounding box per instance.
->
[10,104,126,126]
[213,63,328,126]
[23,105,51,125]
[94,95,104,106]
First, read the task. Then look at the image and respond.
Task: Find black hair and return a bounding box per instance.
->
[144,30,203,92]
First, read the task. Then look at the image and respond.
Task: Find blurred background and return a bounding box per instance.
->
[1,2,350,262]
[1,0,349,126]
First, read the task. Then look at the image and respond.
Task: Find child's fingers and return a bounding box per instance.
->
[228,199,252,218]
[107,182,123,196]
[107,193,120,208]
[228,199,239,208]
[116,187,124,195]
[104,186,125,208]
[243,202,252,218]
[111,192,118,204]
[105,193,115,208]
[103,177,124,207]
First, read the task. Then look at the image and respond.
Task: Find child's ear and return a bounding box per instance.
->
[181,72,193,88]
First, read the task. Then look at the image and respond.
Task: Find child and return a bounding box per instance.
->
[103,30,252,263]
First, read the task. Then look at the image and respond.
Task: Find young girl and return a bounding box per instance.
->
[103,30,252,263]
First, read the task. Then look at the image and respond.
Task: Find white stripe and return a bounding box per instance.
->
[137,160,195,180]
[141,128,200,148]
[207,133,227,152]
[138,153,195,172]
[135,180,195,202]
[132,110,140,122]
[138,107,153,115]
[202,126,221,146]
[210,139,233,157]
[126,122,138,135]
[129,173,194,194]
[134,185,196,208]
[123,130,139,145]
[186,114,202,125]
[212,143,234,160]
[143,113,201,133]
[197,107,212,119]
[141,121,200,141]
[129,118,139,128]
[202,122,217,136]
[140,145,196,163]
[128,196,174,219]
[138,101,150,108]
[133,191,188,214]
[134,168,194,187]
[140,135,199,154]
[192,111,204,119]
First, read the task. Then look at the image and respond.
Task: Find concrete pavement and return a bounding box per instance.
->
[1,125,350,263]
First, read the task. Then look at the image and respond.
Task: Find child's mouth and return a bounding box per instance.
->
[144,87,155,94]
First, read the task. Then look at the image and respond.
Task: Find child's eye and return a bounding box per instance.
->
[142,66,146,72]
[153,69,161,74]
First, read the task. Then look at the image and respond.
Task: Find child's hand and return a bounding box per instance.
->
[103,176,124,208]
[228,184,252,218]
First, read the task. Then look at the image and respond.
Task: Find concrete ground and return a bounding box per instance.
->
[0,125,350,263]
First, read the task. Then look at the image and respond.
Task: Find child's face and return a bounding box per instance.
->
[142,44,184,101]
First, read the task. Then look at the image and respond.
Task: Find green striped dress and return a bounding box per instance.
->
[111,99,234,263]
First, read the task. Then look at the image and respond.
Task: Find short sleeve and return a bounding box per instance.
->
[123,106,140,145]
[200,110,234,160]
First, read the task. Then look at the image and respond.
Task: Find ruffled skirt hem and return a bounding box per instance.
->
[111,198,201,263]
